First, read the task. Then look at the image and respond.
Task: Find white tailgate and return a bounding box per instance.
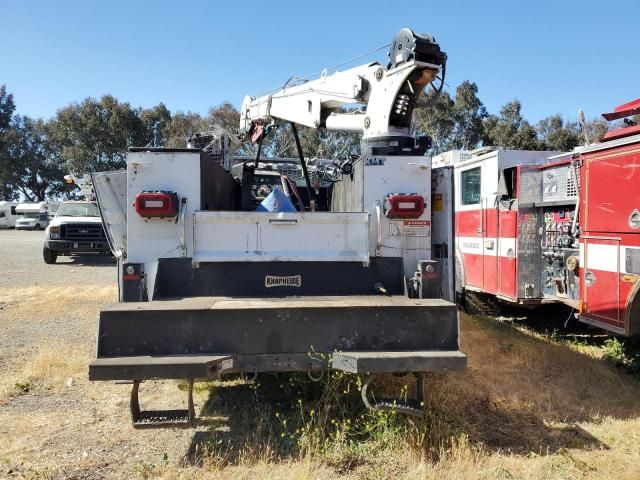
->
[193,211,369,262]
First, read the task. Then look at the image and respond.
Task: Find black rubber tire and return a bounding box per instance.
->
[35,224,41,230]
[43,247,57,264]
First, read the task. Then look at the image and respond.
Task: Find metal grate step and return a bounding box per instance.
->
[133,409,191,429]
[130,379,195,429]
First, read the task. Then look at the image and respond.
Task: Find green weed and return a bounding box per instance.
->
[14,380,34,394]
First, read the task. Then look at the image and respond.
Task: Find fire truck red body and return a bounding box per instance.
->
[434,98,640,335]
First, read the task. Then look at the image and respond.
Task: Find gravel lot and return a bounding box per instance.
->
[0,229,203,479]
[0,229,115,289]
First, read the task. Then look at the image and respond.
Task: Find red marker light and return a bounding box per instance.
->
[135,191,179,218]
[384,194,425,218]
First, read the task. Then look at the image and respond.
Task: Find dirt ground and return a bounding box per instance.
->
[1,229,639,480]
[0,230,202,479]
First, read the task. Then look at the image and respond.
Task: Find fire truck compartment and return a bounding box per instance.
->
[90,296,463,380]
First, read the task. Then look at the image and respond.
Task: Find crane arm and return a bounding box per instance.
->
[240,28,446,143]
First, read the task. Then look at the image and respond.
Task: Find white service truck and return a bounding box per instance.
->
[42,174,110,264]
[89,28,465,428]
[43,200,110,264]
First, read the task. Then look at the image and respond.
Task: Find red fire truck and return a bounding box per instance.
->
[433,98,640,335]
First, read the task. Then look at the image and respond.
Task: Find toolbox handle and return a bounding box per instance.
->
[268,218,298,225]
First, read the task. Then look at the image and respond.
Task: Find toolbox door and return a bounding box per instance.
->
[193,211,369,263]
[92,170,127,258]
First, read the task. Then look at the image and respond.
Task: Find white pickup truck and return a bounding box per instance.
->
[43,201,110,264]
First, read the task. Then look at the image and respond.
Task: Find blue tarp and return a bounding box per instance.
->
[256,187,297,212]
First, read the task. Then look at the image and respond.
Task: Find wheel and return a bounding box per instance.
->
[35,224,41,230]
[43,247,57,264]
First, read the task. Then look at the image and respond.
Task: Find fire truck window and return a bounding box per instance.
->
[461,167,481,205]
[504,167,518,199]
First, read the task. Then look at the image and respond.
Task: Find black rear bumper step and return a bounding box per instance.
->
[331,351,467,374]
[89,354,234,381]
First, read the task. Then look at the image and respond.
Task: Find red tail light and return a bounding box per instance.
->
[135,191,179,218]
[384,194,425,218]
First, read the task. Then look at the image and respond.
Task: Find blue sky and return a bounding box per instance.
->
[2,0,639,124]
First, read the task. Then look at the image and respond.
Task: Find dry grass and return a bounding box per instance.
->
[18,341,89,384]
[2,281,640,479]
[161,313,640,480]
[445,314,640,426]
[0,284,113,401]
[0,340,91,401]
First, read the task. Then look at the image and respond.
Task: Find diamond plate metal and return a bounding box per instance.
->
[518,166,542,206]
[542,163,580,202]
[517,167,542,298]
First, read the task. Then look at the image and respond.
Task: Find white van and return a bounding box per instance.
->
[0,201,20,228]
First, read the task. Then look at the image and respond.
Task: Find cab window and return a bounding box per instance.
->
[461,167,481,205]
[503,167,518,199]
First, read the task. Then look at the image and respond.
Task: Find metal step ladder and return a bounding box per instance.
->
[129,379,195,429]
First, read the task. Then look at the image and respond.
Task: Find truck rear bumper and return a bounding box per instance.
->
[90,295,465,380]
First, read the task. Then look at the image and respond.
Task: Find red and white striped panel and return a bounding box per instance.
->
[456,209,518,300]
[579,237,640,332]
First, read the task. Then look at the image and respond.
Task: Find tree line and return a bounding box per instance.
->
[0,82,608,201]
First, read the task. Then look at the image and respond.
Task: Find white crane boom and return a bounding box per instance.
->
[240,28,447,145]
